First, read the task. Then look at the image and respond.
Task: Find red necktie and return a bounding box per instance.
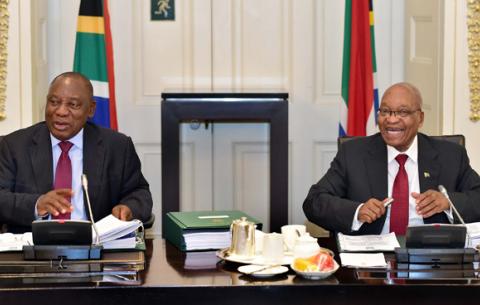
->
[390,154,409,235]
[53,141,73,220]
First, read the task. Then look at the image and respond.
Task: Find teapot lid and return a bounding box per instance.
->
[232,216,254,226]
[297,232,316,242]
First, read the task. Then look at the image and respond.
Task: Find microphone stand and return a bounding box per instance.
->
[438,185,466,225]
[82,174,100,245]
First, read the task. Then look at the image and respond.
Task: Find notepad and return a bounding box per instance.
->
[337,232,400,252]
[0,233,33,252]
[340,252,388,268]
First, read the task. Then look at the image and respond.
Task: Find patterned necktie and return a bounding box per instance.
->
[390,154,409,235]
[53,141,73,220]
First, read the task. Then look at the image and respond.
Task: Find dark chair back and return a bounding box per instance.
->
[338,134,465,150]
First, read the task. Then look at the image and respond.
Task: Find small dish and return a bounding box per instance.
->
[216,248,294,266]
[290,260,339,280]
[238,264,289,278]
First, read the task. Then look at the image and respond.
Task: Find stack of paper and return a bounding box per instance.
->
[466,222,480,248]
[0,233,33,252]
[340,252,388,268]
[183,231,231,251]
[93,215,142,249]
[337,232,400,252]
[164,210,261,251]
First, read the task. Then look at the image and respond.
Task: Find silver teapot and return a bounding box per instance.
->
[230,217,256,258]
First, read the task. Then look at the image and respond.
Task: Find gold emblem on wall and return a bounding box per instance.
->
[468,0,480,122]
[0,0,8,120]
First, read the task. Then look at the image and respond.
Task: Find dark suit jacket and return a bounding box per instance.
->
[303,133,480,235]
[0,122,153,232]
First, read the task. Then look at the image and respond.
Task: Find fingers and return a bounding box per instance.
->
[36,189,74,217]
[413,190,450,218]
[112,204,133,221]
[358,198,387,223]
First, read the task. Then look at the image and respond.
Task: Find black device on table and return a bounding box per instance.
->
[23,174,103,260]
[394,186,476,278]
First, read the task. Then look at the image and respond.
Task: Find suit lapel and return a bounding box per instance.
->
[362,135,389,234]
[83,124,105,220]
[30,125,53,193]
[417,134,440,193]
[365,136,389,200]
[417,135,449,223]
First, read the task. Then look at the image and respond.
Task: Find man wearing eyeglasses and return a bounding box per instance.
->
[303,82,480,235]
[0,72,153,233]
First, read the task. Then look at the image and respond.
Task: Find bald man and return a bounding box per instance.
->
[303,82,480,235]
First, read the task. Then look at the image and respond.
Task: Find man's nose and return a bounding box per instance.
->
[55,103,70,115]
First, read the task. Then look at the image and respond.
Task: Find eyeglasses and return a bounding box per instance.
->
[377,108,421,118]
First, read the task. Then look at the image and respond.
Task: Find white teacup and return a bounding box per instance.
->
[281,224,307,252]
[262,232,284,263]
[255,230,265,254]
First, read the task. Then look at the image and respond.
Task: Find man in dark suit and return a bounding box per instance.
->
[303,82,480,235]
[0,72,152,232]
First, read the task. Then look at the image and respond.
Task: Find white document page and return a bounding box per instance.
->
[93,214,142,243]
[337,232,400,252]
[0,233,33,251]
[340,252,388,268]
[465,222,480,248]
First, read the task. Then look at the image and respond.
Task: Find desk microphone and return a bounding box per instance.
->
[438,185,466,225]
[82,174,100,245]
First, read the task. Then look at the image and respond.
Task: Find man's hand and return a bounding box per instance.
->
[358,198,388,223]
[412,190,450,218]
[112,204,133,221]
[36,189,73,217]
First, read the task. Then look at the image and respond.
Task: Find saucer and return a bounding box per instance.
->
[216,248,294,266]
[238,264,289,278]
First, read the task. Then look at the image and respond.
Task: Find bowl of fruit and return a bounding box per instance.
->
[290,249,339,280]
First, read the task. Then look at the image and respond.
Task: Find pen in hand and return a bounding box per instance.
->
[384,198,394,208]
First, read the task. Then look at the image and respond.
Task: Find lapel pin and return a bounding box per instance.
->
[424,172,430,178]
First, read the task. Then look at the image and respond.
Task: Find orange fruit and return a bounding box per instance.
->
[293,258,319,272]
[307,253,320,264]
[293,258,311,271]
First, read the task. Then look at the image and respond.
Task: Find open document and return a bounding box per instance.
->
[337,232,400,252]
[93,215,143,249]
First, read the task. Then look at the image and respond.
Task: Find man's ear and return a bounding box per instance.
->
[418,111,425,128]
[88,100,97,118]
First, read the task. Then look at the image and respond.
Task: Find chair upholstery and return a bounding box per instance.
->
[338,134,465,149]
[143,213,155,229]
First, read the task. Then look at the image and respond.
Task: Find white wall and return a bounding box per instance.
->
[443,0,480,171]
[0,0,33,135]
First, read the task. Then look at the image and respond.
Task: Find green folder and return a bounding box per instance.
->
[164,210,262,252]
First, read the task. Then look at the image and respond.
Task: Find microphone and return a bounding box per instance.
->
[82,174,100,245]
[438,185,466,225]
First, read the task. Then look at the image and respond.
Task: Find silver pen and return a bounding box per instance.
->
[384,198,394,208]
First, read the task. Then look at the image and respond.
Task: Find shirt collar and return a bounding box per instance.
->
[50,128,84,150]
[387,134,418,164]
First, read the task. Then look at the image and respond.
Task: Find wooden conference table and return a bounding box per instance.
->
[1,237,480,305]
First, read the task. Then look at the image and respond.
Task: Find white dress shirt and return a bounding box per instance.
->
[351,135,452,232]
[50,129,87,220]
